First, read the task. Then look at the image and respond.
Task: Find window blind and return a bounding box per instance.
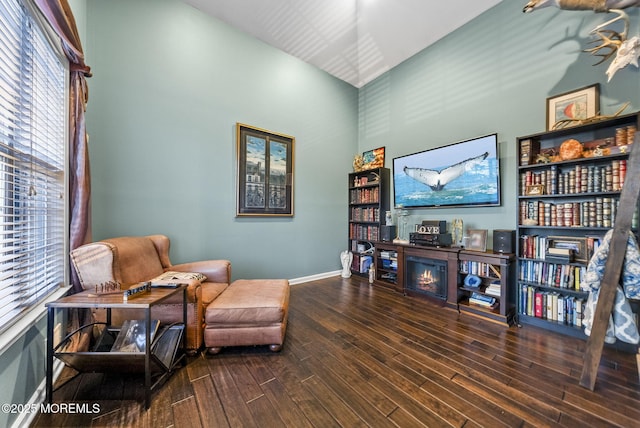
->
[0,0,66,333]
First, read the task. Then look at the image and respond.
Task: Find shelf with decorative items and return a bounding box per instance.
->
[516,111,640,338]
[348,167,390,277]
[457,249,515,324]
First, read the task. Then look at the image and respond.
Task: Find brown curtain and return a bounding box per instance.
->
[33,0,92,294]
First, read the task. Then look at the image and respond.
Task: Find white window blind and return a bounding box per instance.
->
[0,0,66,333]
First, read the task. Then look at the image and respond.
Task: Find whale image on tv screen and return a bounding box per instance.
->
[392,134,500,209]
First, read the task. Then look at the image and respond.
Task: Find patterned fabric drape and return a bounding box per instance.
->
[33,0,92,293]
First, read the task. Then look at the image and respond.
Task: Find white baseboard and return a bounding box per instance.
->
[289,270,340,285]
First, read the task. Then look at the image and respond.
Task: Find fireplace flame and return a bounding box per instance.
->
[418,269,436,286]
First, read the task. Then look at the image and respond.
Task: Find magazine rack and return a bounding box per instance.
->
[45,285,186,409]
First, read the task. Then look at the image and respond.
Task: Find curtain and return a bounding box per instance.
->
[33,0,92,294]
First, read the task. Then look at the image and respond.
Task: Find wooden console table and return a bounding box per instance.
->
[45,285,187,409]
[371,241,515,324]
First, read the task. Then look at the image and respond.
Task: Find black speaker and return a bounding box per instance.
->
[381,225,396,242]
[493,229,515,253]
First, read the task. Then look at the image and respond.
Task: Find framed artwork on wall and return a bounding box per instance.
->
[546,83,599,131]
[236,123,294,217]
[361,146,385,170]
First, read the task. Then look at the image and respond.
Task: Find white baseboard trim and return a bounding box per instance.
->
[289,270,341,285]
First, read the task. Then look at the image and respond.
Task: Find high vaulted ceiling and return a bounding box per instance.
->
[183,0,502,88]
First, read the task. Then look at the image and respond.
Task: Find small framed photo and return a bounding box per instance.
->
[546,84,599,131]
[467,229,487,252]
[361,147,385,170]
[548,236,588,263]
[525,184,545,196]
[236,123,294,217]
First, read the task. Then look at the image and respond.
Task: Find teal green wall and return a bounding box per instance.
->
[359,2,640,247]
[84,0,358,280]
[0,317,47,428]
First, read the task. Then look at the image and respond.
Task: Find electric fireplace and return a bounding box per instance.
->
[405,254,448,301]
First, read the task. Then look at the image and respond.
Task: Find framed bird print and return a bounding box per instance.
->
[392,133,500,209]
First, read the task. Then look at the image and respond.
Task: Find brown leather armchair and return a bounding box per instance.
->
[70,234,231,353]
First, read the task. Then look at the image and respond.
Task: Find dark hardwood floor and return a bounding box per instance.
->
[32,276,640,427]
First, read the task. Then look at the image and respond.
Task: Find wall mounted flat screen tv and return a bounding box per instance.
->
[392,134,500,209]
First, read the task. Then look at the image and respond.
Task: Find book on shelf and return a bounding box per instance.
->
[519,138,540,166]
[469,292,496,308]
[484,282,501,297]
[111,319,160,352]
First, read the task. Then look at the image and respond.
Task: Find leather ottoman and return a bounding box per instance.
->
[204,279,290,354]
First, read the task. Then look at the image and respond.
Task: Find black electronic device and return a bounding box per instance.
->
[410,232,452,247]
[493,229,515,253]
[381,225,396,242]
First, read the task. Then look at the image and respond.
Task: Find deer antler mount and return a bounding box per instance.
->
[523,1,640,80]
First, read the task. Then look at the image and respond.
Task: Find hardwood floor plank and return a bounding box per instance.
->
[301,375,368,428]
[259,378,314,427]
[245,394,286,426]
[171,396,203,428]
[207,358,258,428]
[451,372,561,426]
[191,375,230,428]
[261,348,342,427]
[223,355,265,403]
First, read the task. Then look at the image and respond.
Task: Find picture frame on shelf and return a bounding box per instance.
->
[467,229,487,252]
[525,184,545,196]
[546,83,600,131]
[361,146,385,170]
[548,236,588,263]
[236,123,294,217]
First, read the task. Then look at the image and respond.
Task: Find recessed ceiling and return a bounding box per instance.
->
[183,0,502,88]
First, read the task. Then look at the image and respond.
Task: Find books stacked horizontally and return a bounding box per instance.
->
[484,282,501,298]
[469,292,496,308]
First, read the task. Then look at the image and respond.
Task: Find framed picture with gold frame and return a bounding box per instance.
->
[236,123,294,217]
[525,184,545,196]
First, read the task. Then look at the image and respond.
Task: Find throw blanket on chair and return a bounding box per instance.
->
[582,230,640,344]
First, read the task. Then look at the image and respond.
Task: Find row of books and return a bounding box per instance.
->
[521,160,627,195]
[519,234,601,261]
[519,199,624,228]
[459,260,500,279]
[349,224,380,241]
[519,259,587,291]
[350,206,380,222]
[520,285,585,327]
[349,187,379,204]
